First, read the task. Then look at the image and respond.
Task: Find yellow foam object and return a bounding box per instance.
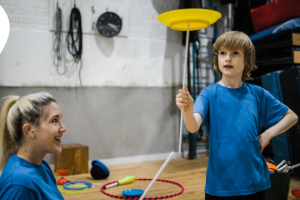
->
[118,175,136,185]
[157,8,221,31]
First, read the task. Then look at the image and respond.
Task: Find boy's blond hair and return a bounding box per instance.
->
[212,31,257,82]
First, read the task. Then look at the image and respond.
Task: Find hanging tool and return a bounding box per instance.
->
[66,0,83,85]
[53,1,66,75]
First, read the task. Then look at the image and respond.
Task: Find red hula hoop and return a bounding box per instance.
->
[101,178,184,199]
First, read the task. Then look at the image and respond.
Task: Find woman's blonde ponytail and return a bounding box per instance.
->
[0,96,20,169]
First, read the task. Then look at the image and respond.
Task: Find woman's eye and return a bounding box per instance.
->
[52,119,57,123]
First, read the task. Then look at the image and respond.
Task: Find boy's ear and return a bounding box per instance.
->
[22,123,35,138]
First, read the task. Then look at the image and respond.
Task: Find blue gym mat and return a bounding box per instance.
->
[250,17,300,45]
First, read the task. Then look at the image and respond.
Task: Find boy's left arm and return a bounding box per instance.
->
[258,108,298,153]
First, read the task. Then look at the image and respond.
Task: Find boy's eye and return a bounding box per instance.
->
[233,51,239,55]
[219,52,225,55]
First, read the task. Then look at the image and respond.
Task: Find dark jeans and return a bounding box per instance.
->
[205,190,265,200]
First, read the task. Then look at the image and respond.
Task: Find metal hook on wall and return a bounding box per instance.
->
[92,21,95,31]
[91,6,95,14]
[74,0,76,7]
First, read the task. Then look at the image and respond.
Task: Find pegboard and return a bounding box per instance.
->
[49,0,129,37]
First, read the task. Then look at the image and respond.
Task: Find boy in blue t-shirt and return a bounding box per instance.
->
[176,31,298,200]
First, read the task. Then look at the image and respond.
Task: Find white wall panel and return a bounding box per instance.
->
[0,30,182,87]
[0,0,182,87]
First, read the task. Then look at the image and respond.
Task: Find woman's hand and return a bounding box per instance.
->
[175,85,194,112]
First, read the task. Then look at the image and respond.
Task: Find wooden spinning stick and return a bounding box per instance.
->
[139,151,175,200]
[178,23,190,153]
[157,8,221,153]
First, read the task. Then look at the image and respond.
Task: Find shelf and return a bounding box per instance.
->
[256,48,300,67]
[255,32,300,50]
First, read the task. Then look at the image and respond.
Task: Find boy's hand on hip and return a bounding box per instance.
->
[258,132,272,153]
[176,85,194,112]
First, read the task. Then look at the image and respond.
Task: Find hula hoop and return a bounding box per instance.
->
[59,185,88,194]
[63,181,92,190]
[101,178,184,199]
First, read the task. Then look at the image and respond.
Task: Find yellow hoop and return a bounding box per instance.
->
[59,185,88,194]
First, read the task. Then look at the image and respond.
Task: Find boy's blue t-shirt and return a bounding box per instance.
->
[193,82,288,196]
[0,154,64,200]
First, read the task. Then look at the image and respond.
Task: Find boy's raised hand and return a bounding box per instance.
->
[176,85,194,112]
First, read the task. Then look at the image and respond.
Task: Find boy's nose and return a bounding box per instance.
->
[225,55,231,62]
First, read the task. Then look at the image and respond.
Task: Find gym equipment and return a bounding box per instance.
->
[277,160,286,169]
[291,189,300,199]
[90,160,110,180]
[53,1,65,74]
[265,158,276,165]
[59,185,88,194]
[122,189,144,197]
[63,181,92,190]
[278,164,288,172]
[281,163,300,173]
[101,178,184,199]
[267,162,278,173]
[157,8,221,154]
[66,1,83,85]
[139,152,175,199]
[104,175,136,189]
[56,170,68,185]
[157,9,221,31]
[250,0,300,33]
[55,144,89,175]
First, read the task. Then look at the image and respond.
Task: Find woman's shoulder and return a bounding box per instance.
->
[1,157,35,179]
[1,155,52,187]
[0,162,34,189]
[41,160,52,171]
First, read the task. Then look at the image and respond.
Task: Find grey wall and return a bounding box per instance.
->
[0,86,180,164]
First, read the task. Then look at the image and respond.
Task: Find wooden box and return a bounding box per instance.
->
[54,144,89,175]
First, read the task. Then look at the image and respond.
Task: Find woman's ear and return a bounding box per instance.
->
[22,123,35,139]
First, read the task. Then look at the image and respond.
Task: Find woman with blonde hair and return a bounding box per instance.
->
[0,92,66,199]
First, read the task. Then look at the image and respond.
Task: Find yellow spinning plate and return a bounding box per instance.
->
[157,8,221,31]
[157,8,221,155]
